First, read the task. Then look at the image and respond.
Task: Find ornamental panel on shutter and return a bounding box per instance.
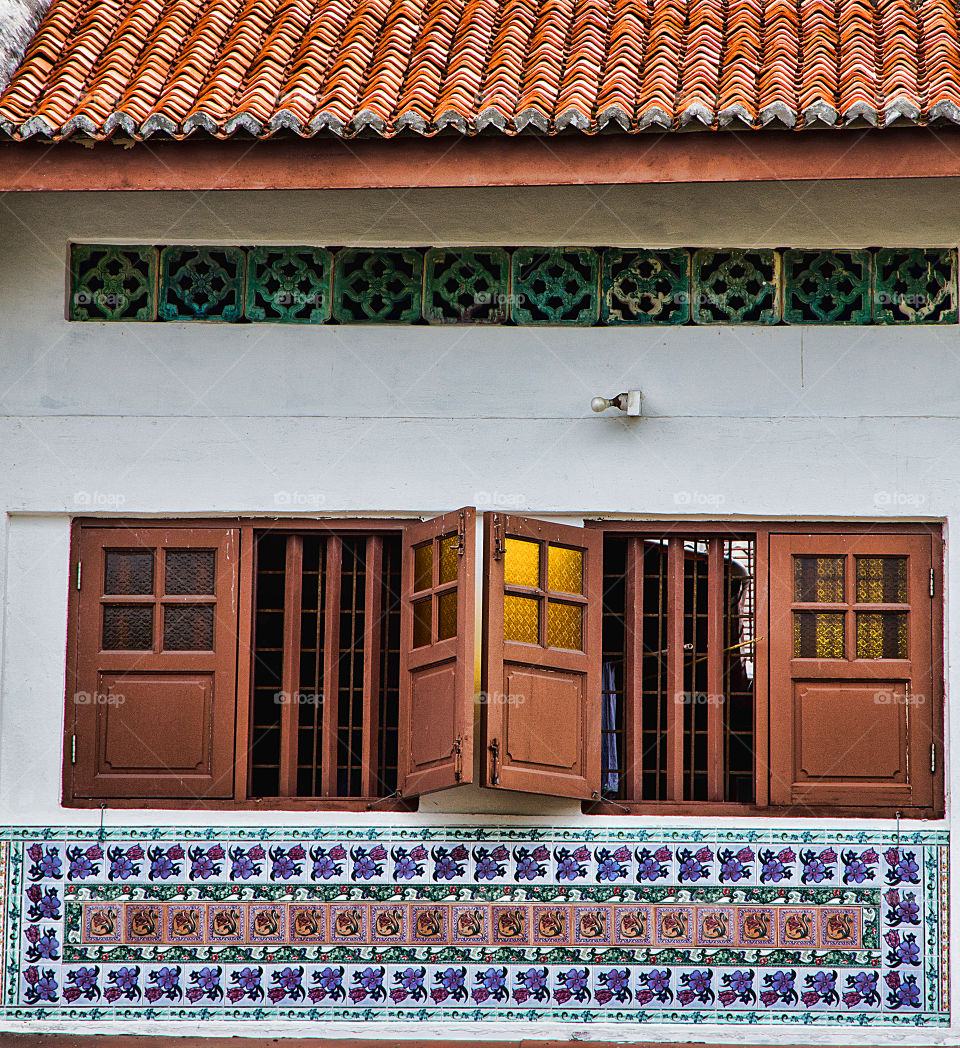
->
[70,527,239,800]
[398,508,477,797]
[768,532,936,811]
[481,514,602,800]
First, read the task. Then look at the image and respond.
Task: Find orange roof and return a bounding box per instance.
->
[2,0,960,140]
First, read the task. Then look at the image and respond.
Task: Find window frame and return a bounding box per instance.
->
[582,519,944,819]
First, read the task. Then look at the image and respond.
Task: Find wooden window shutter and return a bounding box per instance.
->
[768,532,937,811]
[69,526,240,800]
[480,513,602,800]
[398,508,477,797]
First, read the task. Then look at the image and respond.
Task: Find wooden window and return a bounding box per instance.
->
[592,523,942,817]
[480,514,602,800]
[69,527,239,800]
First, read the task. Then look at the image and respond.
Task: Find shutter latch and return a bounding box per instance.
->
[930,569,935,597]
[931,742,936,774]
[453,735,463,781]
[489,738,500,785]
[70,735,76,764]
[456,510,465,557]
[492,516,505,561]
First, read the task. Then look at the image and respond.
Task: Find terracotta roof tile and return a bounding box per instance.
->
[4,0,960,138]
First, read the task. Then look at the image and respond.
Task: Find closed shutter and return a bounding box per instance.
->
[69,526,239,800]
[768,532,936,811]
[481,513,602,800]
[398,508,477,797]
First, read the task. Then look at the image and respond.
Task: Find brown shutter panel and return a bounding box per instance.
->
[481,513,601,800]
[398,508,477,797]
[69,526,239,800]
[768,531,936,812]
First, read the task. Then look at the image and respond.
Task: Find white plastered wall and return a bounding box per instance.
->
[0,181,955,1042]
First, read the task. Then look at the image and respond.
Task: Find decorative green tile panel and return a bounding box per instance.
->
[245,247,333,323]
[158,246,246,321]
[783,250,872,324]
[873,248,958,324]
[332,249,423,323]
[693,249,781,324]
[69,244,157,321]
[423,248,510,324]
[602,249,690,324]
[510,248,600,325]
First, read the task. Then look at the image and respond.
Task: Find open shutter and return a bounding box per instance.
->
[70,526,239,800]
[398,508,477,797]
[768,531,936,811]
[481,513,601,799]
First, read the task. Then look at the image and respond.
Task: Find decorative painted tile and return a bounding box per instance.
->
[328,903,366,944]
[655,906,695,946]
[69,244,158,321]
[777,906,817,948]
[125,904,162,944]
[532,905,571,945]
[410,904,447,944]
[572,905,612,945]
[737,906,776,947]
[158,246,245,321]
[248,903,285,943]
[613,905,653,946]
[245,246,332,323]
[166,904,204,944]
[491,905,529,945]
[451,904,488,945]
[289,903,325,943]
[510,248,600,325]
[207,904,244,944]
[602,248,690,324]
[696,906,735,946]
[82,902,121,943]
[423,248,511,324]
[370,903,406,944]
[819,906,860,948]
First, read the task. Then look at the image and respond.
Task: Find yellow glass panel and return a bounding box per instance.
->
[412,598,431,648]
[547,545,583,595]
[794,556,845,603]
[504,594,539,644]
[794,611,845,658]
[856,557,908,604]
[547,601,583,650]
[439,535,459,585]
[414,544,432,592]
[857,612,908,659]
[504,538,540,588]
[438,590,457,640]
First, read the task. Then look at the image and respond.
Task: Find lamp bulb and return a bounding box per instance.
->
[590,396,609,413]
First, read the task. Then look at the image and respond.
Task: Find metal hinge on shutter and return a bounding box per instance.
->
[71,735,76,765]
[930,569,935,597]
[931,743,936,774]
[456,510,466,557]
[76,561,82,591]
[492,516,505,561]
[453,735,463,781]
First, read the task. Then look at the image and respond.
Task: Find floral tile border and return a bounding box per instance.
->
[4,825,949,1026]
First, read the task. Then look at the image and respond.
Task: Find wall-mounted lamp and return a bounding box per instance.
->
[590,390,643,417]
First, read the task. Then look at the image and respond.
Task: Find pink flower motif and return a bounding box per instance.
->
[695,847,712,862]
[637,989,654,1005]
[760,990,778,1007]
[25,926,38,944]
[801,990,820,1008]
[127,845,144,859]
[843,991,862,1008]
[330,845,347,860]
[451,845,468,860]
[168,845,184,860]
[268,986,286,1003]
[677,990,695,1005]
[227,987,245,1002]
[595,989,613,1005]
[820,848,837,863]
[554,988,572,1004]
[884,888,901,905]
[86,845,103,859]
[208,845,225,860]
[736,847,755,862]
[885,972,901,990]
[532,845,549,861]
[472,988,489,1004]
[308,987,326,1002]
[145,987,163,1003]
[248,845,266,860]
[654,847,672,861]
[613,846,631,861]
[884,930,901,947]
[573,846,590,861]
[186,987,204,1002]
[370,845,387,860]
[777,848,796,862]
[430,987,449,1003]
[513,988,530,1004]
[27,845,41,862]
[348,987,367,1003]
[861,849,879,863]
[718,990,737,1006]
[389,988,409,1003]
[884,847,900,865]
[104,987,122,1003]
[289,845,306,860]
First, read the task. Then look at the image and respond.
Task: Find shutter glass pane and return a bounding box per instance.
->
[165,550,215,594]
[104,551,154,594]
[856,557,908,603]
[504,594,539,643]
[504,538,539,587]
[437,591,457,640]
[856,612,908,658]
[794,556,845,602]
[412,598,431,647]
[438,536,459,584]
[414,544,432,591]
[793,611,845,658]
[102,605,153,650]
[547,545,583,594]
[163,604,214,650]
[546,600,583,649]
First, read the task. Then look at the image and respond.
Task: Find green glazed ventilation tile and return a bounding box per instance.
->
[602,249,690,324]
[69,244,158,321]
[510,248,600,325]
[423,248,511,324]
[783,250,872,324]
[158,246,246,321]
[692,249,781,324]
[332,249,423,323]
[873,248,958,324]
[245,247,333,323]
